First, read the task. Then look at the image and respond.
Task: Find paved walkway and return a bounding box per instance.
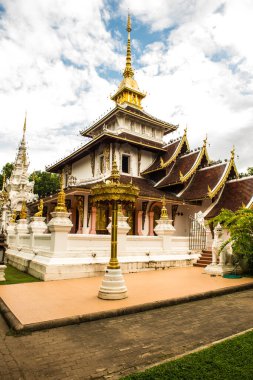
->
[0,267,253,328]
[0,288,253,379]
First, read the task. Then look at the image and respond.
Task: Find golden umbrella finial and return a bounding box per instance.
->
[54,173,67,212]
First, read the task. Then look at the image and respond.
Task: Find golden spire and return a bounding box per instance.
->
[123,14,134,79]
[20,200,27,219]
[160,195,169,219]
[111,15,146,109]
[54,173,67,212]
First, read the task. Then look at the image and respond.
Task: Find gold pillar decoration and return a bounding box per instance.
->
[35,199,44,217]
[91,156,139,271]
[160,196,169,219]
[20,200,27,219]
[54,173,67,212]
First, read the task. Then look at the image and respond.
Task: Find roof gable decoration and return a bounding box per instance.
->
[160,128,190,169]
[179,136,209,183]
[207,146,239,199]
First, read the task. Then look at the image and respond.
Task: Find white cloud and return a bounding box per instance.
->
[0,0,117,170]
[0,0,253,173]
[120,0,253,170]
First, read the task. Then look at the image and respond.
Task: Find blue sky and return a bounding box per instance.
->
[0,0,252,172]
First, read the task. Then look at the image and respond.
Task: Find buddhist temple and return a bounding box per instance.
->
[2,16,253,239]
[1,16,253,281]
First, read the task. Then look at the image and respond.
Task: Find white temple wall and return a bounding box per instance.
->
[174,202,210,236]
[6,229,198,280]
[115,115,164,144]
[72,155,92,179]
[140,150,156,173]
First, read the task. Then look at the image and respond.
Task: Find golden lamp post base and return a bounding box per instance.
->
[98,268,128,300]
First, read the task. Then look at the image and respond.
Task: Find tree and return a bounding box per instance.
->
[29,171,60,197]
[0,162,14,189]
[29,171,60,198]
[247,167,253,176]
[212,208,253,272]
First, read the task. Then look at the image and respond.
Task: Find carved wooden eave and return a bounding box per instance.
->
[207,154,239,199]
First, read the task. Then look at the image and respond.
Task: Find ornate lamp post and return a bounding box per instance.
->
[91,158,139,299]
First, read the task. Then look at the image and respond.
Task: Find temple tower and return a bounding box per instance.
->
[6,115,37,213]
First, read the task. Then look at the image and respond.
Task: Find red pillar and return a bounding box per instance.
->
[89,206,97,234]
[148,211,154,236]
[137,211,143,235]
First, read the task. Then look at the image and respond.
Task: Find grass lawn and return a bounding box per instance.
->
[0,265,41,285]
[121,330,253,380]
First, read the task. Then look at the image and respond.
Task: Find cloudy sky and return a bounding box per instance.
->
[0,0,252,172]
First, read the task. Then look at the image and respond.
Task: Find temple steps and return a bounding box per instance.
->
[193,249,214,268]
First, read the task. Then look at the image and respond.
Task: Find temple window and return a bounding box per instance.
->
[141,125,145,134]
[130,121,134,132]
[122,154,130,174]
[99,155,105,174]
[152,128,155,137]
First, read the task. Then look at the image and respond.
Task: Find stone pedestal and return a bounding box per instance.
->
[204,263,238,276]
[48,211,73,257]
[6,222,16,235]
[29,217,47,234]
[154,218,175,235]
[16,219,29,234]
[0,265,7,281]
[98,268,128,300]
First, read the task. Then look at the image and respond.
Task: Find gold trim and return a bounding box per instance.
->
[180,137,209,183]
[208,146,239,198]
[143,128,189,174]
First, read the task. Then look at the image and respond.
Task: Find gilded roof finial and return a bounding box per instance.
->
[203,135,208,147]
[230,145,235,160]
[161,195,169,219]
[23,112,27,135]
[54,173,67,212]
[20,199,27,219]
[123,14,134,79]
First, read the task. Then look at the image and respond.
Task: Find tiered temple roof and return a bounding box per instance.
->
[206,176,253,218]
